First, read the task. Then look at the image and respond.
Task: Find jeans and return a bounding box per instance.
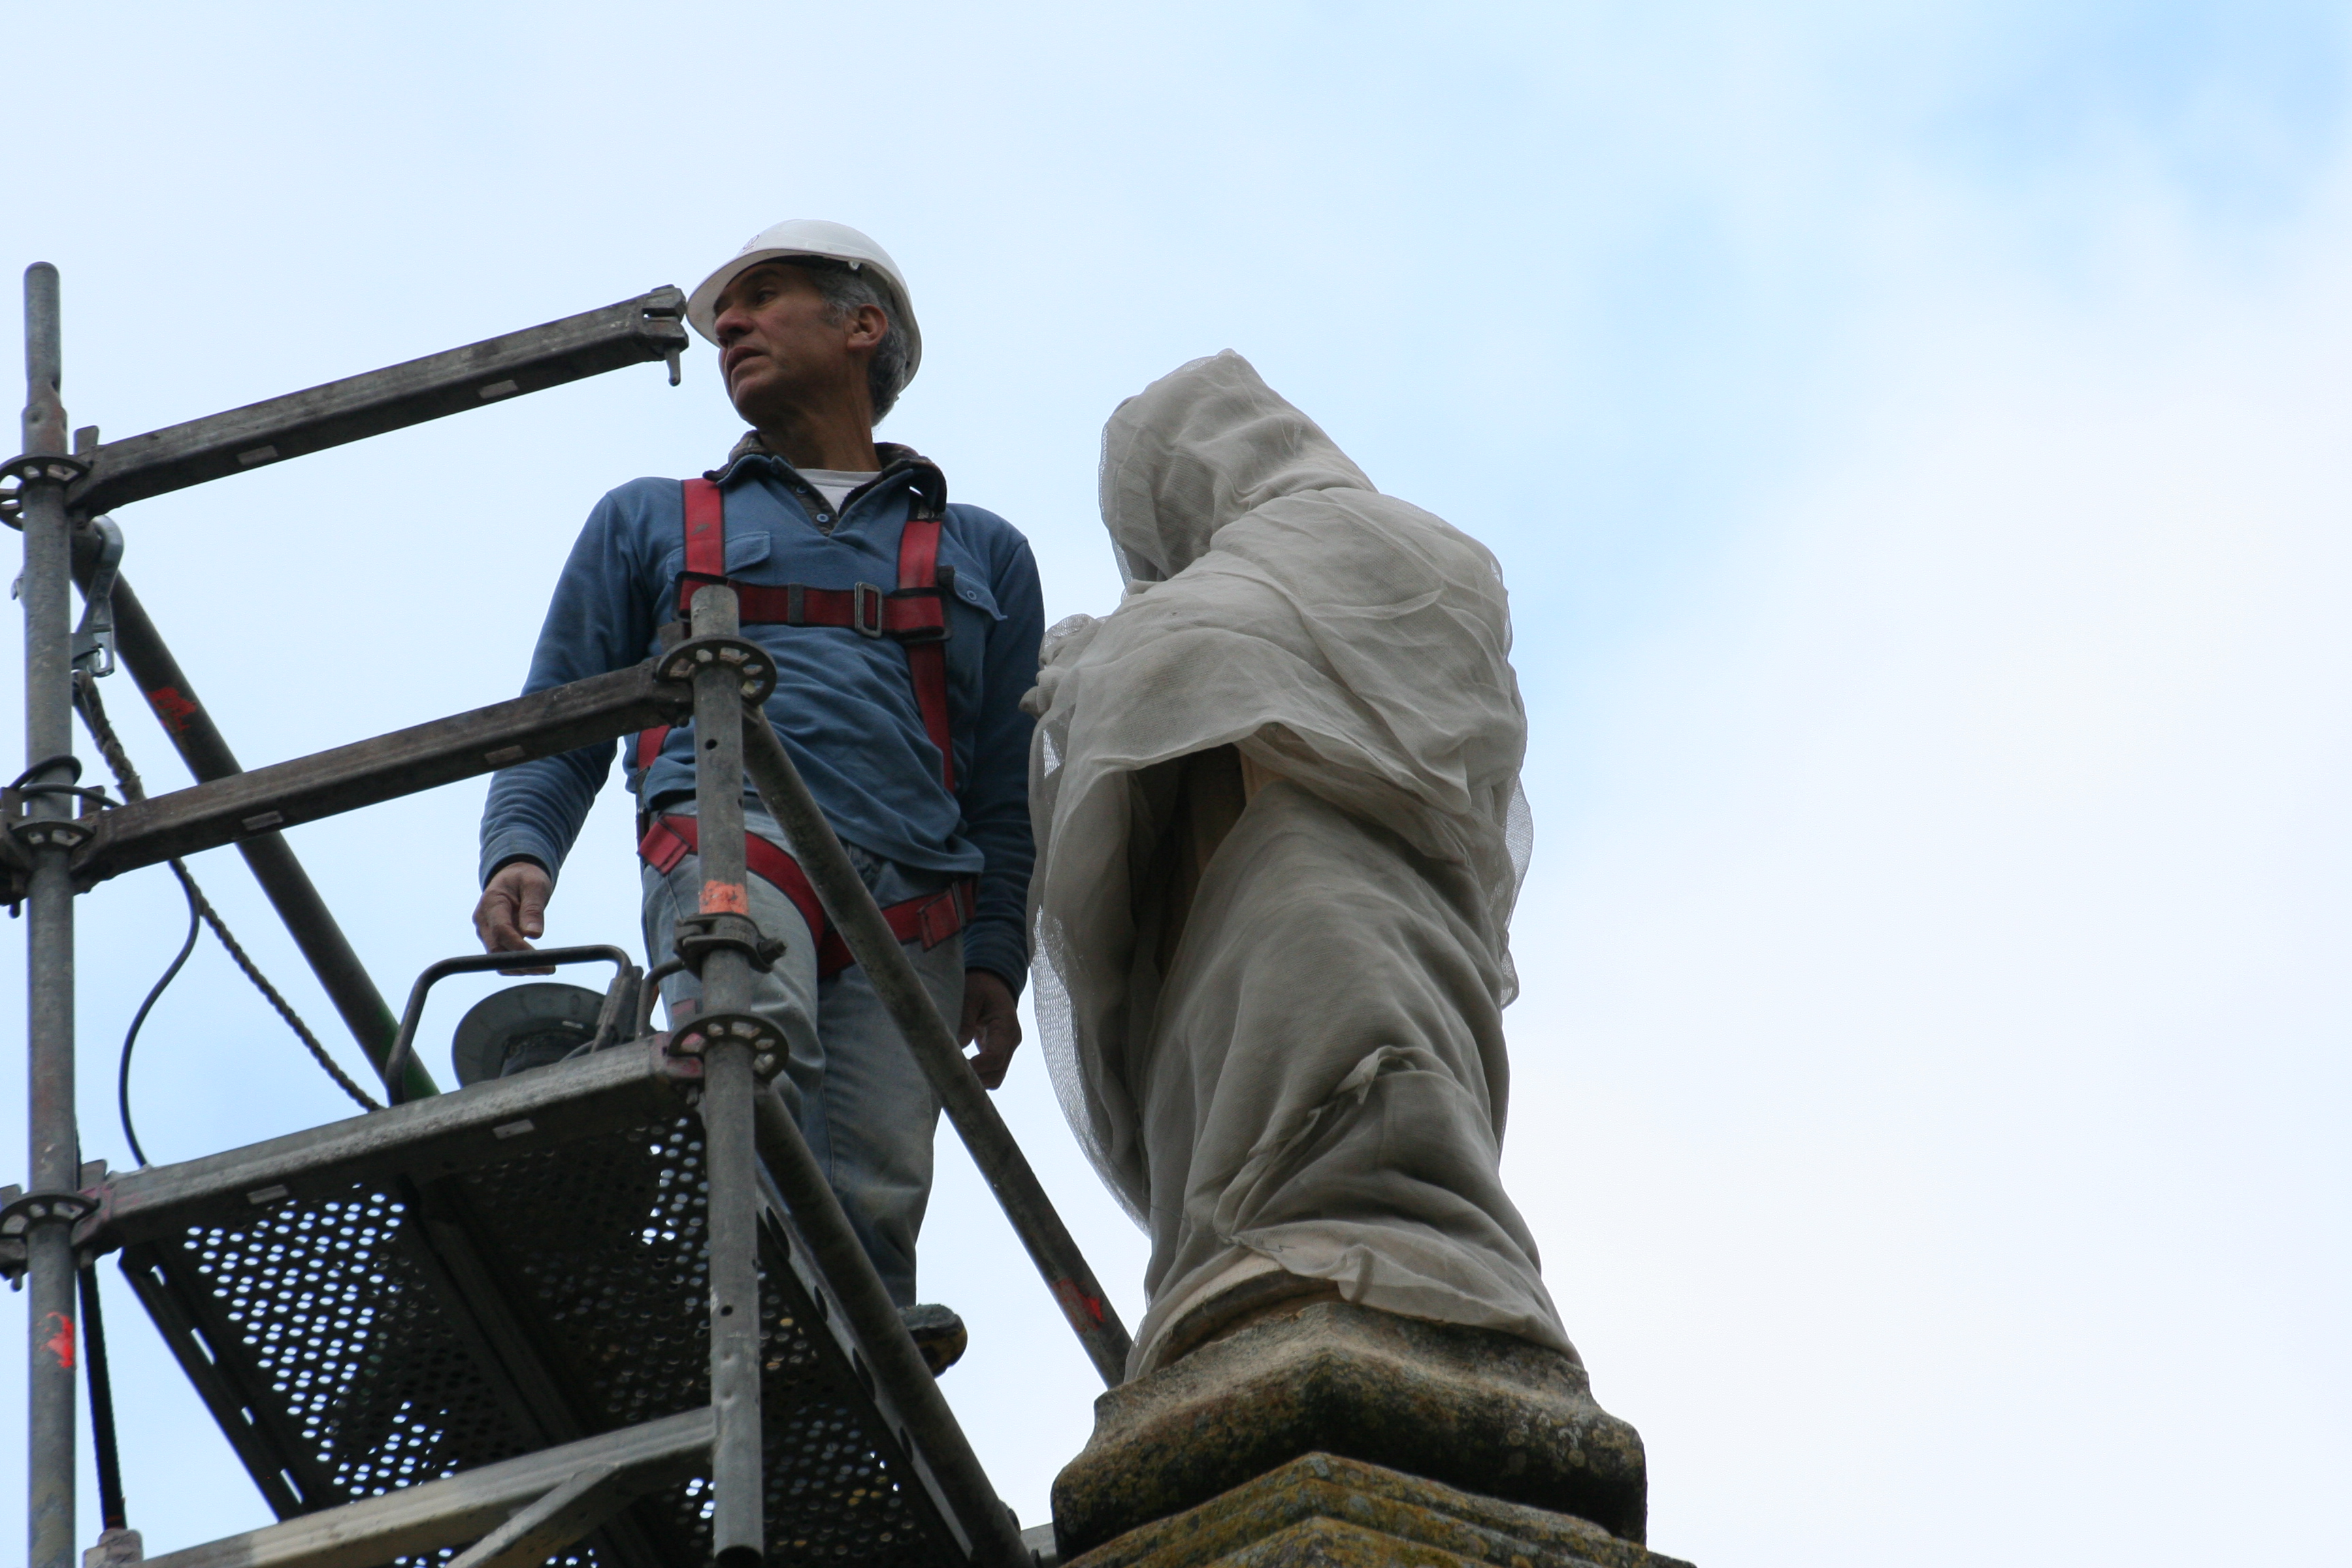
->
[640,798,962,1307]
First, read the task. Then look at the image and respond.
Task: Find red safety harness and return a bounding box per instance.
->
[632,476,956,789]
[636,475,973,975]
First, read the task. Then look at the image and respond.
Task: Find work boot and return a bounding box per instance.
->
[901,1303,968,1375]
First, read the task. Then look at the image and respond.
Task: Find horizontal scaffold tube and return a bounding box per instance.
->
[71,661,688,887]
[65,288,687,517]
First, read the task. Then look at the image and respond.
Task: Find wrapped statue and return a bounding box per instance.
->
[1025,350,1567,1377]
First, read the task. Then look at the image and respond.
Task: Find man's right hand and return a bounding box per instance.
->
[474,860,556,975]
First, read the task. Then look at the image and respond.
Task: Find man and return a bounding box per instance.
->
[473,220,1043,1370]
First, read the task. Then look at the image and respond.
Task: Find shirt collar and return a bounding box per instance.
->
[708,431,926,488]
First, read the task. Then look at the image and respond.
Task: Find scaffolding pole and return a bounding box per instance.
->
[20,260,80,1568]
[679,586,769,1562]
[0,266,1125,1563]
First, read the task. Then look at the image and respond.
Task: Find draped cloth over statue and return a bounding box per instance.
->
[1026,351,1567,1379]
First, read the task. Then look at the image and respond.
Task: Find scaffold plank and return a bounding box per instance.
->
[138,1409,710,1568]
[97,1039,990,1565]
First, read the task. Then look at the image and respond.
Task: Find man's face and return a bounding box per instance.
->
[710,261,883,428]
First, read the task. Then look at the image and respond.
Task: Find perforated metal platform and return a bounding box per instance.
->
[93,1039,982,1566]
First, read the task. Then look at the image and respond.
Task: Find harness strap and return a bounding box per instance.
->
[632,476,958,790]
[896,514,956,793]
[683,474,726,576]
[632,479,730,771]
[639,814,974,980]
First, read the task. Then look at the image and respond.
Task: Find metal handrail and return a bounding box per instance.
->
[380,945,634,1106]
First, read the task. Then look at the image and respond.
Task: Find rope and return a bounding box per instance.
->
[73,671,381,1165]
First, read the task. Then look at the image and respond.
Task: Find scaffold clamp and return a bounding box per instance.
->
[655,634,777,704]
[668,1010,787,1081]
[0,1187,98,1287]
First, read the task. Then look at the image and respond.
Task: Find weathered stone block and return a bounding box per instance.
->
[1063,1452,1693,1568]
[1052,1303,1648,1558]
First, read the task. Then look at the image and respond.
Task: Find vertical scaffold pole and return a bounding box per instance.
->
[20,261,80,1568]
[685,582,765,1564]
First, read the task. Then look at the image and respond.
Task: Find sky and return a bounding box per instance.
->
[4,3,2349,1563]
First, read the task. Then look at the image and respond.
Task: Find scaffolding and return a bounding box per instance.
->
[3,262,1129,1567]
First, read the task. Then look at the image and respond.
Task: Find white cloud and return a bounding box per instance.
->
[1,4,2347,1560]
[1510,132,2352,1567]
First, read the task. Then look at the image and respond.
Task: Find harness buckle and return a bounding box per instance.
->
[852,582,885,638]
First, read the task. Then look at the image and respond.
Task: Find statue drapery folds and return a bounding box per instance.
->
[1026,351,1560,1379]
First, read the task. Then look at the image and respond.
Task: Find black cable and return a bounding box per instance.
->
[72,672,381,1169]
[6,752,80,791]
[116,868,199,1169]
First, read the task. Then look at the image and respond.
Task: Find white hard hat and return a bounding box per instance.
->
[687,219,921,381]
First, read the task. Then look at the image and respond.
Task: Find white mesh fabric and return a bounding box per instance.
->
[1025,353,1566,1375]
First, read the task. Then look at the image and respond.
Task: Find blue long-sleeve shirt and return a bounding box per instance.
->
[478,441,1043,992]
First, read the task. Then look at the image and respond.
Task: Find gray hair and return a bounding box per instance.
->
[786,258,912,422]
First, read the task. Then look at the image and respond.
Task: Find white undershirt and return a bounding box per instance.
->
[799,468,880,514]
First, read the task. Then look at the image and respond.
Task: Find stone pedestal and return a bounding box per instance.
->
[1062,1453,1692,1568]
[1052,1302,1650,1560]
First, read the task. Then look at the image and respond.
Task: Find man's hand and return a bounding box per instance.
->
[959,969,1023,1090]
[473,860,556,975]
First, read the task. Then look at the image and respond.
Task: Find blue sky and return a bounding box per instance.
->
[5,4,2349,1563]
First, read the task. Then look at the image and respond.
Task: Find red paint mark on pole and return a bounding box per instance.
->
[42,1312,76,1371]
[1051,1277,1105,1333]
[146,686,200,734]
[701,879,749,915]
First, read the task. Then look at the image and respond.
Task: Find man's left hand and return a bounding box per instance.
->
[959,970,1023,1090]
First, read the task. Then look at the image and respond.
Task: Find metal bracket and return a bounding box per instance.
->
[3,783,108,851]
[0,453,89,534]
[71,514,124,678]
[645,288,687,387]
[0,1187,98,1287]
[654,634,777,705]
[2,755,110,853]
[0,452,91,487]
[672,910,787,977]
[8,815,97,849]
[0,827,27,908]
[668,1010,787,1081]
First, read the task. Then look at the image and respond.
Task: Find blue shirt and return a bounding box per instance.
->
[477,442,1043,992]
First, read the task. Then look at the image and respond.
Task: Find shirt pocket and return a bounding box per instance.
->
[938,551,1004,621]
[723,534,772,574]
[659,532,773,602]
